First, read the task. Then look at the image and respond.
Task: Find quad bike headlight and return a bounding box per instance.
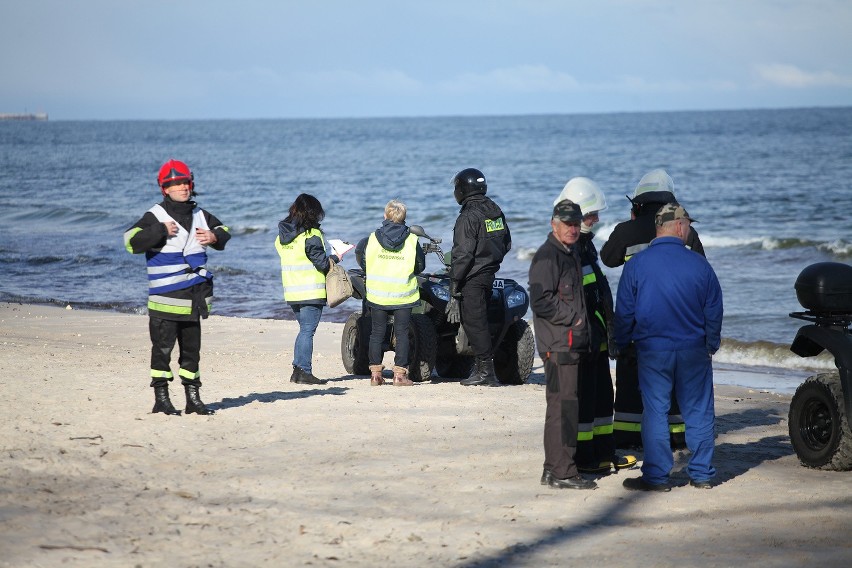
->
[430,284,450,302]
[506,289,527,309]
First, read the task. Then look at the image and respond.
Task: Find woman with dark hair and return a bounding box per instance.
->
[274,193,338,385]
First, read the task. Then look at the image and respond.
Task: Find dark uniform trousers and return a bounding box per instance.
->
[460,271,495,360]
[575,349,616,467]
[543,357,580,479]
[149,316,201,386]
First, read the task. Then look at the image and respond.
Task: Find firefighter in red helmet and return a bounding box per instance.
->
[123,159,231,416]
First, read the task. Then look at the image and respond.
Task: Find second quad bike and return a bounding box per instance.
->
[788,261,852,471]
[341,225,535,384]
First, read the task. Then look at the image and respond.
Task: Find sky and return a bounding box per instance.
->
[2,0,851,120]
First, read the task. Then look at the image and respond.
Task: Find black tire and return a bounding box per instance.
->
[407,314,437,382]
[435,338,474,378]
[494,319,535,385]
[341,312,370,376]
[789,373,852,471]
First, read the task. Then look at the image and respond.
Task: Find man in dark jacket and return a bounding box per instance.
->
[528,199,597,490]
[600,169,702,450]
[445,168,512,387]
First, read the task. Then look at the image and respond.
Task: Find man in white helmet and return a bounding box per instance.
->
[548,178,636,477]
[600,169,704,450]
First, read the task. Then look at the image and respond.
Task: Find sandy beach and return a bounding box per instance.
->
[1,301,850,567]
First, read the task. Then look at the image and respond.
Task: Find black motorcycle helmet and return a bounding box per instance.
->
[452,168,487,204]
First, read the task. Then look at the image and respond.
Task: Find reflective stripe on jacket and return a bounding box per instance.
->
[275,229,327,303]
[365,232,420,307]
[145,204,211,297]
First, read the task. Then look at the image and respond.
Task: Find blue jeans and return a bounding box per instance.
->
[291,304,323,374]
[637,348,716,485]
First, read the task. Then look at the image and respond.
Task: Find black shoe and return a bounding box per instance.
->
[460,358,500,387]
[290,366,328,385]
[549,475,597,490]
[623,477,671,492]
[689,479,713,489]
[152,385,181,416]
[540,469,553,485]
[184,383,214,415]
[460,375,500,387]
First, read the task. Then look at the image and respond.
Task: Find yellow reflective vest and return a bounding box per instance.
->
[275,229,327,303]
[365,233,420,307]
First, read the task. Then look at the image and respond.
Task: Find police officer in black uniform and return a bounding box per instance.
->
[445,168,512,387]
[600,168,703,450]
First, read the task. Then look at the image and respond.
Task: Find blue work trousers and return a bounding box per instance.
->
[637,348,716,485]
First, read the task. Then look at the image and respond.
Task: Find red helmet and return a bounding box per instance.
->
[157,159,194,195]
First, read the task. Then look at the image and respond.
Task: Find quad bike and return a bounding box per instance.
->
[341,225,535,384]
[788,261,852,471]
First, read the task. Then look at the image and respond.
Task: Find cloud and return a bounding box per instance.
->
[292,68,424,94]
[756,64,852,88]
[438,65,580,94]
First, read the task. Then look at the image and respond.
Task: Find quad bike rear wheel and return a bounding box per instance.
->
[789,373,852,471]
[341,312,371,376]
[407,314,437,382]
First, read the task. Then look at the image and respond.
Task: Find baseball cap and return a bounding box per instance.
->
[655,203,697,226]
[552,199,583,223]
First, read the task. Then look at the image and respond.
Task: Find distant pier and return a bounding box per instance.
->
[0,113,48,121]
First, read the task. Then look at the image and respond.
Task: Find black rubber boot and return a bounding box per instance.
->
[479,358,500,387]
[460,358,500,387]
[463,359,482,383]
[152,384,180,415]
[184,383,214,415]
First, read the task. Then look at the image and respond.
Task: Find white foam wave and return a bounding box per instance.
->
[714,338,835,373]
[818,239,852,256]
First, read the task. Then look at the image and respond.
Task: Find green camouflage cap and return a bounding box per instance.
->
[552,199,583,223]
[655,203,697,226]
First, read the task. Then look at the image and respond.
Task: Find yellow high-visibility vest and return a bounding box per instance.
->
[275,229,327,303]
[365,232,419,307]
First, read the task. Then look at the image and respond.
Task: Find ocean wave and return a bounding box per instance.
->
[514,247,538,261]
[209,265,250,276]
[715,337,835,373]
[230,225,272,235]
[0,293,146,315]
[0,253,113,267]
[817,239,852,257]
[5,206,112,225]
[593,222,849,256]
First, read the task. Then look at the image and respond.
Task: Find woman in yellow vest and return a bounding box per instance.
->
[354,200,426,386]
[275,193,339,385]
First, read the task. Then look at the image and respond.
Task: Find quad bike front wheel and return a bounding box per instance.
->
[494,319,535,385]
[435,336,474,379]
[788,373,852,471]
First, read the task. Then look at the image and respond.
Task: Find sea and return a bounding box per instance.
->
[2,108,850,393]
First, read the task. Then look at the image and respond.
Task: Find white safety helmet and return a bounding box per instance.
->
[553,177,607,215]
[632,168,675,203]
